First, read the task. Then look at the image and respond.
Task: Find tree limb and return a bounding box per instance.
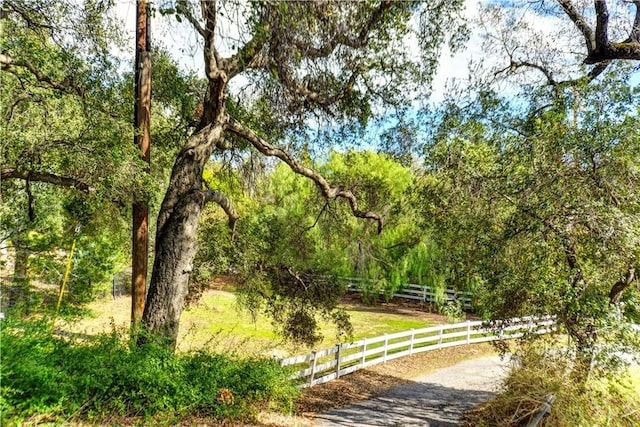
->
[594,0,609,52]
[0,53,82,95]
[609,267,636,305]
[497,58,610,89]
[288,0,394,59]
[202,187,239,232]
[201,0,223,81]
[224,20,271,78]
[557,0,595,54]
[1,167,92,192]
[249,0,393,111]
[226,117,383,233]
[2,0,54,32]
[176,0,205,37]
[557,0,640,63]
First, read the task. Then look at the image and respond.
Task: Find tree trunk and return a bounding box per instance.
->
[140,113,225,348]
[11,236,30,312]
[570,326,597,387]
[140,189,203,347]
[131,0,151,326]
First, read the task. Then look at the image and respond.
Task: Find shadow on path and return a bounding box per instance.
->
[314,355,509,427]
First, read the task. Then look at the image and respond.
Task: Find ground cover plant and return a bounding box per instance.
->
[0,318,298,425]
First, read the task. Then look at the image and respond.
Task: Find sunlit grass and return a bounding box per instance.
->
[70,289,438,357]
[179,291,433,355]
[628,365,640,397]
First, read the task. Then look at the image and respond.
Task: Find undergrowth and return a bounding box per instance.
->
[0,318,299,425]
[463,341,640,427]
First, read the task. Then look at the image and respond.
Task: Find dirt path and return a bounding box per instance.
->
[312,354,511,427]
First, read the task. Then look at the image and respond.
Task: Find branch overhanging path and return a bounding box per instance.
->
[226,117,384,233]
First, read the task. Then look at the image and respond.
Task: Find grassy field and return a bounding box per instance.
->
[67,289,446,356]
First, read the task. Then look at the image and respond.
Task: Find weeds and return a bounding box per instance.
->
[463,340,640,426]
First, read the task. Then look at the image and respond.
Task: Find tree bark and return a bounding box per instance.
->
[140,93,226,347]
[132,0,151,326]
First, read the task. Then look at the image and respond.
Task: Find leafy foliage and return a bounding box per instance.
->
[0,1,136,311]
[418,63,640,379]
[192,150,452,345]
[0,318,298,424]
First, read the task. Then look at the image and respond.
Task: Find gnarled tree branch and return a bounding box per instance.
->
[557,0,640,63]
[202,187,239,232]
[557,0,595,54]
[496,58,610,90]
[226,117,383,233]
[0,53,83,95]
[1,167,92,192]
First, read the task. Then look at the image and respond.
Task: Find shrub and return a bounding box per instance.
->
[0,318,298,424]
[463,341,640,426]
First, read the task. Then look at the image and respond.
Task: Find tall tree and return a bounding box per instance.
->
[421,65,639,381]
[0,0,136,308]
[140,0,465,347]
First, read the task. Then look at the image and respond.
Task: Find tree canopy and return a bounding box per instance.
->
[1,1,637,362]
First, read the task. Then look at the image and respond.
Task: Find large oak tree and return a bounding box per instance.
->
[140,0,465,348]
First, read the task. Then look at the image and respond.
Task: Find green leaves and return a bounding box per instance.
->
[419,62,640,343]
[1,318,297,423]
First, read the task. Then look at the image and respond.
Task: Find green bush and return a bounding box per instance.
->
[0,318,298,424]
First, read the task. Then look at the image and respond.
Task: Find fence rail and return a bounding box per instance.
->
[342,278,475,310]
[280,316,556,388]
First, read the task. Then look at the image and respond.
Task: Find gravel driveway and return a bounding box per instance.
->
[313,354,511,427]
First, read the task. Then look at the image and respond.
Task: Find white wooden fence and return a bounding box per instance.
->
[343,278,475,310]
[280,315,556,388]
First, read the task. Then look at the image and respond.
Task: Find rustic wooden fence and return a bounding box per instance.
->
[343,277,475,310]
[280,315,556,388]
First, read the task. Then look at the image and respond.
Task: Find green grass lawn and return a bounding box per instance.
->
[72,289,439,357]
[179,291,434,355]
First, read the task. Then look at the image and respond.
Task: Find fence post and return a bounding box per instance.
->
[309,351,318,387]
[466,320,471,344]
[438,324,444,346]
[383,333,389,363]
[361,338,367,367]
[335,344,342,379]
[422,286,427,302]
[527,394,555,427]
[409,329,415,355]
